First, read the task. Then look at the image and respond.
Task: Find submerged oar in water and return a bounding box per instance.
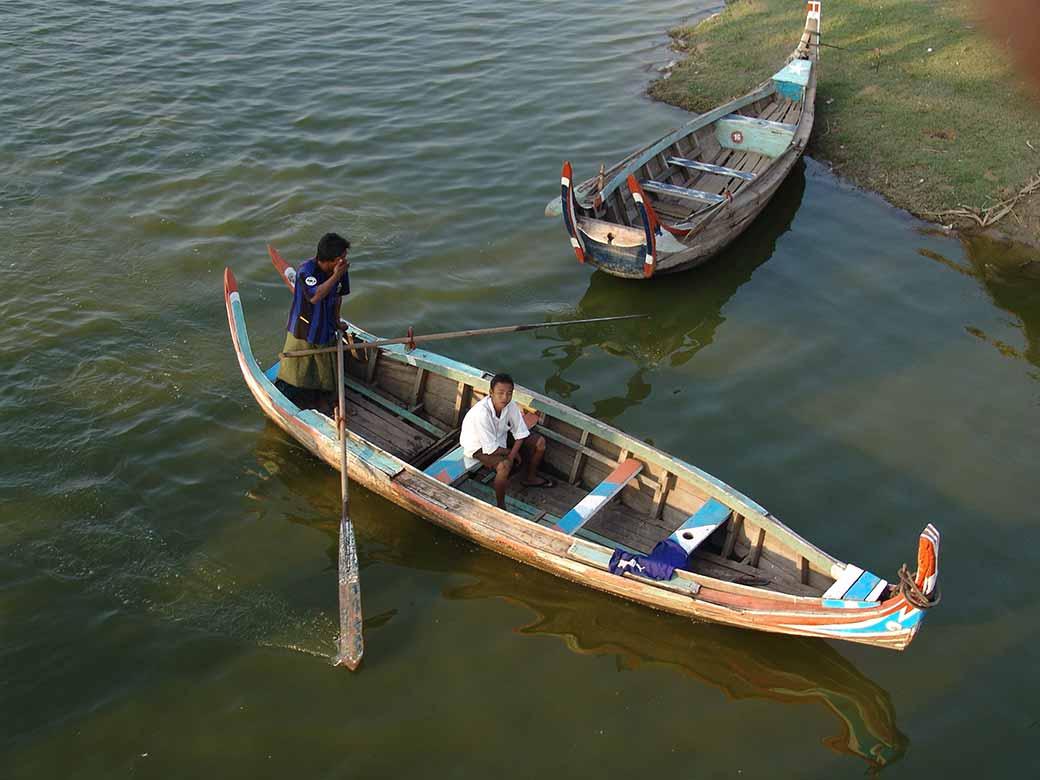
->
[281,314,649,359]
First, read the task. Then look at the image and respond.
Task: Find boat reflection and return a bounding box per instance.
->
[920,231,1040,369]
[440,549,907,773]
[251,422,907,773]
[538,159,807,422]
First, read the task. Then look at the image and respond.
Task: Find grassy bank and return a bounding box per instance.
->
[649,0,1040,245]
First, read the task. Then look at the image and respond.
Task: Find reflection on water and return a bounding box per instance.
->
[445,563,907,773]
[251,416,906,773]
[919,232,1040,370]
[537,160,806,422]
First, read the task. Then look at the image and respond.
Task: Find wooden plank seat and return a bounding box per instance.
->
[666,157,757,182]
[556,459,643,534]
[566,540,701,596]
[668,498,732,554]
[822,563,888,602]
[424,445,478,485]
[639,180,727,205]
[716,113,797,157]
[722,113,798,132]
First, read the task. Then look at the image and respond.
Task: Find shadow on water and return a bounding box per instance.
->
[252,416,907,773]
[537,159,807,422]
[918,231,1040,371]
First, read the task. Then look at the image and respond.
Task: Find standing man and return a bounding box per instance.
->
[275,232,351,415]
[460,373,554,509]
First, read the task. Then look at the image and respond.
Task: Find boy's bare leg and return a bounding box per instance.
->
[474,450,513,509]
[520,435,547,485]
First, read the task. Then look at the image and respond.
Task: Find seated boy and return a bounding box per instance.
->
[459,373,553,509]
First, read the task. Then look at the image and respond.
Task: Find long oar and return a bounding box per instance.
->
[281,314,648,359]
[333,328,364,670]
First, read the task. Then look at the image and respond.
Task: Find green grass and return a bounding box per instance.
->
[649,0,1040,225]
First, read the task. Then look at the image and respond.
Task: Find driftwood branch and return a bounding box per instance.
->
[923,171,1040,229]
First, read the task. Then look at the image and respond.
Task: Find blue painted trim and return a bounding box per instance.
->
[679,499,731,530]
[844,571,883,602]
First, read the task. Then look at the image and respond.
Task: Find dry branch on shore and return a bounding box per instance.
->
[923,171,1040,228]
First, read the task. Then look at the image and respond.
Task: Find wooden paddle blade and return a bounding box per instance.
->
[333,518,364,670]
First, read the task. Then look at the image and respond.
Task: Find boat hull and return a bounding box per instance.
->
[223,251,939,650]
[558,6,818,279]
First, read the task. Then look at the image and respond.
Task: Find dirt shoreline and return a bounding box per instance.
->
[648,0,1040,251]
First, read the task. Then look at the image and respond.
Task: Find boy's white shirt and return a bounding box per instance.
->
[460,395,530,461]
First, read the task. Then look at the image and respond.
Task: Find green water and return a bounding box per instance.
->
[3,1,1039,776]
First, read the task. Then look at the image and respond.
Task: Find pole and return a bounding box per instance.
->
[333,328,364,670]
[280,314,649,359]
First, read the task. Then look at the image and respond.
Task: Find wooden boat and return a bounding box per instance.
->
[553,2,821,278]
[222,242,940,650]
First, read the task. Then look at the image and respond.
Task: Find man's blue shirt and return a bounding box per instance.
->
[286,258,350,344]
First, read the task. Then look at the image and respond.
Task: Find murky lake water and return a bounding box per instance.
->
[3,1,1040,776]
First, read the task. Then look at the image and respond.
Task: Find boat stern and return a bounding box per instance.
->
[560,161,587,263]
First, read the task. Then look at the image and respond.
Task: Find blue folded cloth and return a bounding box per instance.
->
[608,538,689,581]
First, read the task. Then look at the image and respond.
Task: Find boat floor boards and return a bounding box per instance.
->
[452,470,683,556]
[345,393,436,462]
[680,97,801,203]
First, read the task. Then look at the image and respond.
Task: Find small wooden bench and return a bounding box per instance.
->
[716,113,797,157]
[668,498,732,554]
[639,180,727,205]
[666,157,757,182]
[771,58,812,102]
[823,564,888,602]
[556,459,643,535]
[423,445,478,485]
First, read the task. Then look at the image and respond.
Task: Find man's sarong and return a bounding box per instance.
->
[276,333,337,391]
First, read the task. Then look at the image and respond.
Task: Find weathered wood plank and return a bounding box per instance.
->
[344,376,446,437]
[568,430,589,483]
[411,367,428,407]
[721,514,744,559]
[749,527,767,568]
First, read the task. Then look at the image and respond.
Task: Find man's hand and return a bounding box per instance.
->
[332,258,350,279]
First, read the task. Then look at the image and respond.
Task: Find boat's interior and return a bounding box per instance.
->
[585,90,807,229]
[272,341,844,599]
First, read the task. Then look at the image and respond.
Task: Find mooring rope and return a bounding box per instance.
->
[897,564,941,609]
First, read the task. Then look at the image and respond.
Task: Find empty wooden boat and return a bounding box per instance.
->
[553,2,820,278]
[222,242,939,650]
